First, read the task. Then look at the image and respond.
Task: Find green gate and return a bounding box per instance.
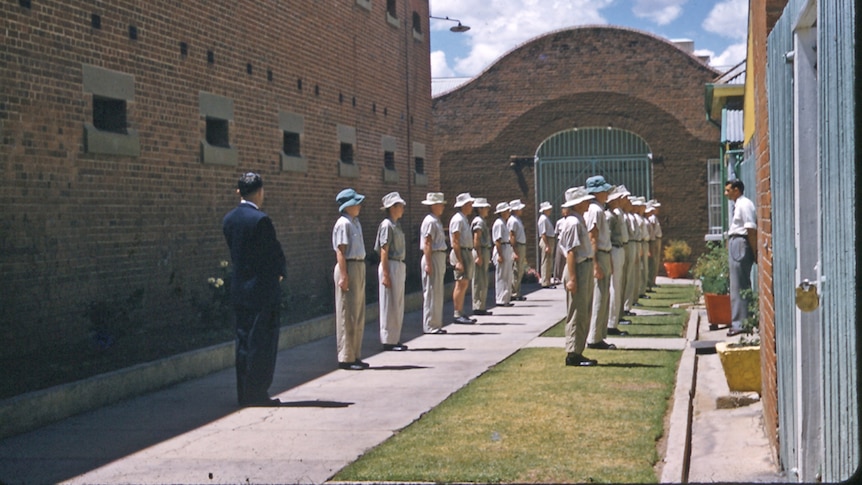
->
[535,128,653,210]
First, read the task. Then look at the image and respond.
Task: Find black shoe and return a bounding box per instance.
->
[473,309,493,316]
[496,302,514,307]
[426,328,448,334]
[454,315,474,324]
[633,302,644,307]
[618,319,632,325]
[354,359,370,368]
[565,353,598,367]
[623,310,636,316]
[338,362,364,370]
[383,343,408,351]
[607,328,629,336]
[639,294,651,299]
[727,328,745,337]
[514,296,527,301]
[587,341,618,350]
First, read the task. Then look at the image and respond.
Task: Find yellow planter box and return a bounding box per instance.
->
[715,341,762,394]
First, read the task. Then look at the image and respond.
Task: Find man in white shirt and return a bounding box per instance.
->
[724,179,757,336]
[420,192,448,334]
[508,199,528,301]
[584,175,616,350]
[537,201,556,288]
[492,202,514,307]
[449,193,476,324]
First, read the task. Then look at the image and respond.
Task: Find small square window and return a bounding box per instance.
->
[91,13,101,29]
[206,117,230,148]
[20,0,31,9]
[412,12,422,33]
[93,96,127,134]
[283,131,301,157]
[414,156,425,174]
[180,42,188,56]
[387,0,397,17]
[384,151,395,171]
[129,25,138,40]
[340,143,355,165]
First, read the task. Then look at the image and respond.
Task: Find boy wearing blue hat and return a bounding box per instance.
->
[333,188,368,370]
[584,175,617,350]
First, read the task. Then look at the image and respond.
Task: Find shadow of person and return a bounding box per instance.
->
[279,400,354,408]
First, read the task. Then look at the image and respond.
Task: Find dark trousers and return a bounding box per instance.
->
[234,305,280,405]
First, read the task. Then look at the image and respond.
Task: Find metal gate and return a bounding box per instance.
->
[534,128,653,211]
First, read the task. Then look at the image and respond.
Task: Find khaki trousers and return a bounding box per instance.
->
[378,260,405,345]
[588,250,612,343]
[472,247,491,311]
[623,241,639,311]
[421,252,446,332]
[539,237,556,287]
[494,244,513,305]
[512,243,527,297]
[607,245,627,329]
[335,261,365,363]
[564,259,594,354]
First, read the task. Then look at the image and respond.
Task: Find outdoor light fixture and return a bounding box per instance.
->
[430,15,471,32]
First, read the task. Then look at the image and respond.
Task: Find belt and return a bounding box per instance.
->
[347,259,365,262]
[577,258,593,264]
[516,242,526,246]
[612,244,623,248]
[499,242,510,245]
[729,234,746,239]
[460,247,474,250]
[598,249,611,253]
[390,258,404,262]
[433,249,447,253]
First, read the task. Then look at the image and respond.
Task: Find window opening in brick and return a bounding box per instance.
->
[207,50,214,64]
[19,0,31,9]
[412,12,421,33]
[384,151,396,171]
[91,13,101,29]
[315,85,319,96]
[129,25,138,40]
[414,156,425,174]
[205,117,230,148]
[246,63,253,75]
[297,78,303,91]
[283,131,300,157]
[340,143,355,165]
[93,96,127,134]
[180,41,188,56]
[352,96,356,107]
[267,69,273,82]
[387,0,397,18]
[339,93,343,104]
[372,103,376,113]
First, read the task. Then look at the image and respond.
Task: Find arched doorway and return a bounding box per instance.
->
[534,127,653,210]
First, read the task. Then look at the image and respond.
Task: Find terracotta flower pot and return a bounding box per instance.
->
[704,293,732,326]
[715,341,761,394]
[663,261,691,279]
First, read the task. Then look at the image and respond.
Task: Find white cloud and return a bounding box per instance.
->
[430,0,613,77]
[632,0,687,26]
[702,0,748,40]
[430,50,456,78]
[708,42,747,70]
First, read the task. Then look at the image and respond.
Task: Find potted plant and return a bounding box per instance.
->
[715,289,761,393]
[691,242,731,329]
[662,239,692,278]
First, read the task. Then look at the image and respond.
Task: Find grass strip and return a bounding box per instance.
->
[334,348,681,484]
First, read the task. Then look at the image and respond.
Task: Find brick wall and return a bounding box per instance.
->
[433,26,719,267]
[0,0,434,358]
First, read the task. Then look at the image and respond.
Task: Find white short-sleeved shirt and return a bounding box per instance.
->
[472,216,492,248]
[507,215,526,244]
[492,217,510,244]
[538,213,554,238]
[375,217,405,261]
[332,214,366,259]
[610,208,629,245]
[559,214,593,263]
[554,216,567,238]
[420,213,447,251]
[584,201,612,251]
[648,214,662,238]
[449,211,473,249]
[729,195,757,236]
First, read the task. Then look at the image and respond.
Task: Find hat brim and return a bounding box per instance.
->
[381,199,406,210]
[494,207,511,214]
[421,200,446,205]
[562,195,595,207]
[339,194,365,212]
[454,199,475,208]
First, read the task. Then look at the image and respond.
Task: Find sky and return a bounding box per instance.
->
[429,0,748,91]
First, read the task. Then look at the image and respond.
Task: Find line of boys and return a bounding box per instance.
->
[331,189,535,371]
[331,182,662,371]
[555,176,662,366]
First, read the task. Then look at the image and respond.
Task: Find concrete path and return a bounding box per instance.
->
[0,278,782,484]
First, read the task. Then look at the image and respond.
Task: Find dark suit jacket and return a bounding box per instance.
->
[223,203,287,309]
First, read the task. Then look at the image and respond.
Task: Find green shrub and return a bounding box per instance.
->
[692,242,729,294]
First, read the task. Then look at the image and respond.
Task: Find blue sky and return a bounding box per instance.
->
[429,0,748,85]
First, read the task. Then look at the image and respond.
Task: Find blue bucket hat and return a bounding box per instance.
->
[585,175,613,194]
[336,188,365,212]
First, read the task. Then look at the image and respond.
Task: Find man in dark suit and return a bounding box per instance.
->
[222,172,286,407]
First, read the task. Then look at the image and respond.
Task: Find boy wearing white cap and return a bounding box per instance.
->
[508,199,528,301]
[471,198,493,316]
[492,202,514,307]
[646,200,662,291]
[420,192,448,334]
[450,193,476,324]
[375,192,407,351]
[537,201,556,288]
[559,187,598,366]
[333,188,368,370]
[606,185,631,335]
